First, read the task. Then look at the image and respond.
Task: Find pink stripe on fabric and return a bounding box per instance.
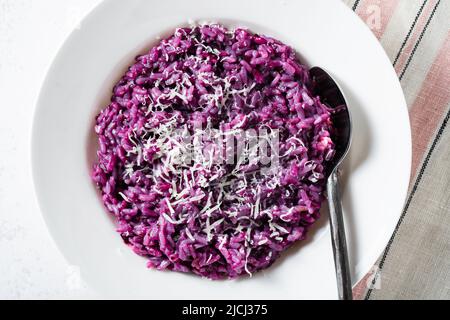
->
[394,0,438,74]
[355,0,400,39]
[353,275,370,300]
[409,32,450,177]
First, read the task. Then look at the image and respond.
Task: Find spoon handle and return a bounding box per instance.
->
[327,169,353,300]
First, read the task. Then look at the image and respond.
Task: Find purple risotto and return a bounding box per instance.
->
[92,24,336,279]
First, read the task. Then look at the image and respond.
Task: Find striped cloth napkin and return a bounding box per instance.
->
[341,0,450,300]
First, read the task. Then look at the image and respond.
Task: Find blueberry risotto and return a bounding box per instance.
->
[92,25,336,279]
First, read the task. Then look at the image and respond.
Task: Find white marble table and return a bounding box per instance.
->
[0,0,102,299]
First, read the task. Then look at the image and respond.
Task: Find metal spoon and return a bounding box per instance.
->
[310,67,353,300]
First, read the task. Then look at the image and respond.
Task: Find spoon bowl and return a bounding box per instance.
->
[310,67,352,175]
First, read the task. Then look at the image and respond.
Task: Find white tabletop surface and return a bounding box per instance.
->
[0,0,103,299]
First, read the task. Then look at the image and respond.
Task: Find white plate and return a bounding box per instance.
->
[32,0,411,299]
